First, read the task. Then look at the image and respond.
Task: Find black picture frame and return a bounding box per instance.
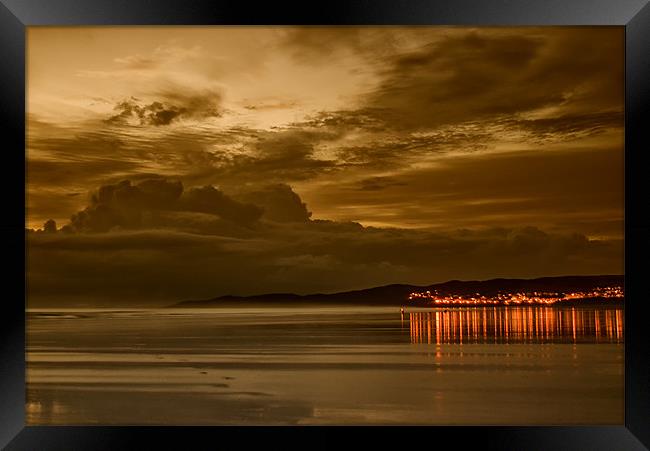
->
[2,0,649,449]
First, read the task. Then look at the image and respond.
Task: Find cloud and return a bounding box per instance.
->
[333,127,491,168]
[181,185,262,225]
[271,29,622,171]
[27,173,622,306]
[297,29,623,134]
[280,28,368,64]
[108,99,184,126]
[242,99,300,111]
[26,117,339,226]
[279,27,420,66]
[237,184,312,222]
[47,178,323,234]
[113,54,158,70]
[203,128,340,185]
[308,146,624,237]
[505,111,624,143]
[79,43,208,79]
[357,177,406,192]
[28,28,624,228]
[106,88,222,126]
[27,223,622,306]
[63,178,262,233]
[113,44,203,70]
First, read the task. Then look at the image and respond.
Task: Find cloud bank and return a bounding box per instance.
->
[27,177,622,306]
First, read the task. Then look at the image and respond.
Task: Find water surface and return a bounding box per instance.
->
[26,305,624,425]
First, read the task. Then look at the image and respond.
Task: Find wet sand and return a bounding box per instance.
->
[26,306,624,425]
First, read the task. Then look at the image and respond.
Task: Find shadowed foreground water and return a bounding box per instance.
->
[26,305,623,425]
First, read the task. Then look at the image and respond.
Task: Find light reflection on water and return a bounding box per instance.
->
[406,306,623,344]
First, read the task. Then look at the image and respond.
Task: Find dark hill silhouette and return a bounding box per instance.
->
[171,275,624,307]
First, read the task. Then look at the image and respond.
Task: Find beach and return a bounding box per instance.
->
[26,305,624,425]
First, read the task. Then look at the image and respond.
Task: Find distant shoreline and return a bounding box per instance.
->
[167,300,624,310]
[170,275,624,308]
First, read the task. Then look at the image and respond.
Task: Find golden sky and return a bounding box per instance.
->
[26,27,624,305]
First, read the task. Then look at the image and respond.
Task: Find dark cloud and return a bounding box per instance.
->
[358,28,623,131]
[66,178,262,232]
[506,111,624,142]
[312,146,623,237]
[26,150,143,215]
[335,128,491,168]
[26,116,269,226]
[181,185,262,225]
[237,184,312,222]
[292,109,387,133]
[242,100,299,111]
[206,128,340,184]
[107,98,183,126]
[28,124,131,165]
[26,168,622,306]
[54,177,328,235]
[43,219,57,234]
[27,223,622,306]
[107,89,222,126]
[356,177,408,192]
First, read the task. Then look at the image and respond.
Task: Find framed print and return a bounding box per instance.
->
[1,0,649,449]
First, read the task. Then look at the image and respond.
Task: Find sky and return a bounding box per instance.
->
[26,26,624,306]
